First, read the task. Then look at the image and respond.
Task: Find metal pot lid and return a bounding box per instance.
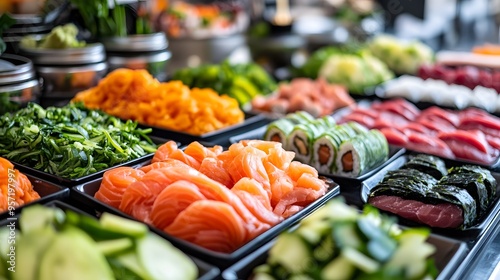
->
[107,50,172,64]
[0,54,37,85]
[101,32,169,52]
[19,43,106,65]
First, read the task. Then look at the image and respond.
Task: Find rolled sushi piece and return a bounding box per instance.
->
[402,154,448,180]
[345,121,369,134]
[369,182,477,229]
[264,119,296,147]
[285,111,315,125]
[286,124,322,163]
[448,165,497,198]
[336,129,389,177]
[381,169,439,188]
[311,132,343,174]
[439,173,489,216]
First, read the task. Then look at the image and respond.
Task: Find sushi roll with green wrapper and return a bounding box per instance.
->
[286,124,325,163]
[285,111,315,124]
[310,123,362,174]
[264,119,296,147]
[336,129,389,177]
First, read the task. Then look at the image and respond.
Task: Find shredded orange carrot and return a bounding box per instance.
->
[72,69,245,135]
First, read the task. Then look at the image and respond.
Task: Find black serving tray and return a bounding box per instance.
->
[221,230,469,280]
[228,125,405,182]
[0,174,70,220]
[71,176,340,268]
[10,136,174,187]
[144,112,271,147]
[361,155,500,241]
[0,200,220,280]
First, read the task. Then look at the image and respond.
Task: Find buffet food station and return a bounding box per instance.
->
[0,0,500,279]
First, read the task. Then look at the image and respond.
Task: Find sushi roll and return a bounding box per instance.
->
[336,130,389,177]
[381,169,439,188]
[448,165,497,198]
[285,111,315,125]
[286,124,322,163]
[403,154,448,180]
[264,119,295,146]
[311,132,343,174]
[345,121,369,134]
[438,173,489,216]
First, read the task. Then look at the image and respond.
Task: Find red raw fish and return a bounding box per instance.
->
[406,133,455,159]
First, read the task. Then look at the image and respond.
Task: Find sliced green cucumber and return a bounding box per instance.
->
[268,232,312,274]
[99,213,148,239]
[342,247,380,274]
[253,272,276,280]
[332,222,363,250]
[97,238,133,256]
[321,255,356,280]
[113,251,151,280]
[296,220,332,245]
[137,233,197,280]
[20,205,65,233]
[313,234,335,262]
[107,258,143,280]
[13,227,56,280]
[38,227,114,280]
[302,200,358,225]
[289,274,314,280]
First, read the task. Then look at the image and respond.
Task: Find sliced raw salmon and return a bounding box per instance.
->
[165,200,248,253]
[95,167,145,208]
[151,141,178,163]
[183,141,222,164]
[287,161,318,182]
[264,161,294,207]
[232,178,272,210]
[149,180,207,230]
[198,157,233,188]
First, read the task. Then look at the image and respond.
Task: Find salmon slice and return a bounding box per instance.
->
[232,190,283,225]
[264,161,294,208]
[273,187,326,216]
[165,200,248,253]
[287,161,318,182]
[151,141,179,163]
[183,141,222,163]
[149,180,207,230]
[282,205,304,218]
[198,157,233,188]
[241,140,282,154]
[266,147,295,171]
[138,160,188,173]
[95,167,145,208]
[232,178,272,210]
[168,149,201,169]
[295,173,328,192]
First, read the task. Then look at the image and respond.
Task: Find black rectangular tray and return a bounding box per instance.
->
[145,113,271,147]
[0,174,70,220]
[221,230,469,280]
[332,99,500,171]
[228,125,405,182]
[10,136,174,187]
[0,200,220,280]
[71,176,340,268]
[360,155,500,241]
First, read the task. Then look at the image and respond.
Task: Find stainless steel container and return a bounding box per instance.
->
[0,53,40,114]
[19,43,108,100]
[101,33,171,82]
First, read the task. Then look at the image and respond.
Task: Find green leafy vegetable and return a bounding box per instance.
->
[0,102,157,179]
[0,13,16,54]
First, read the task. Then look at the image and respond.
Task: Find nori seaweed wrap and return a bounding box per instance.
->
[448,165,497,198]
[439,173,489,216]
[403,154,448,180]
[426,184,477,228]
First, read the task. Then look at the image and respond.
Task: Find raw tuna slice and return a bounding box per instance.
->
[369,195,464,229]
[372,118,395,130]
[402,123,433,136]
[405,133,455,159]
[459,107,492,119]
[418,106,460,127]
[339,113,375,128]
[416,118,456,134]
[380,127,408,146]
[458,115,500,138]
[371,99,420,120]
[378,111,410,127]
[438,130,498,164]
[486,135,500,150]
[349,107,380,119]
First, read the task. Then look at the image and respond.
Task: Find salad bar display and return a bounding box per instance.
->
[1,2,500,279]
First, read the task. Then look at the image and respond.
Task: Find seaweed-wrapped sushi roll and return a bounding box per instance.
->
[336,129,389,177]
[448,165,497,198]
[402,154,448,180]
[438,173,489,216]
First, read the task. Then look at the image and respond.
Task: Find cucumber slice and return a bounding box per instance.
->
[12,227,56,280]
[253,272,276,280]
[113,251,151,280]
[268,233,312,274]
[302,200,358,225]
[253,264,272,274]
[38,227,114,280]
[76,214,134,241]
[332,223,363,250]
[107,258,143,280]
[321,255,356,280]
[97,238,133,256]
[137,233,197,280]
[296,220,331,245]
[289,274,314,280]
[20,205,65,233]
[99,213,148,239]
[313,234,335,262]
[341,247,380,274]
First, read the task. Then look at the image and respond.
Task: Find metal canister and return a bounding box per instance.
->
[0,53,40,114]
[19,43,108,105]
[101,32,171,82]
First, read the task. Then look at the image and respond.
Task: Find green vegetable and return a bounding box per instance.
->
[0,205,198,280]
[254,199,438,280]
[172,60,277,106]
[20,24,86,49]
[0,102,157,179]
[0,13,15,54]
